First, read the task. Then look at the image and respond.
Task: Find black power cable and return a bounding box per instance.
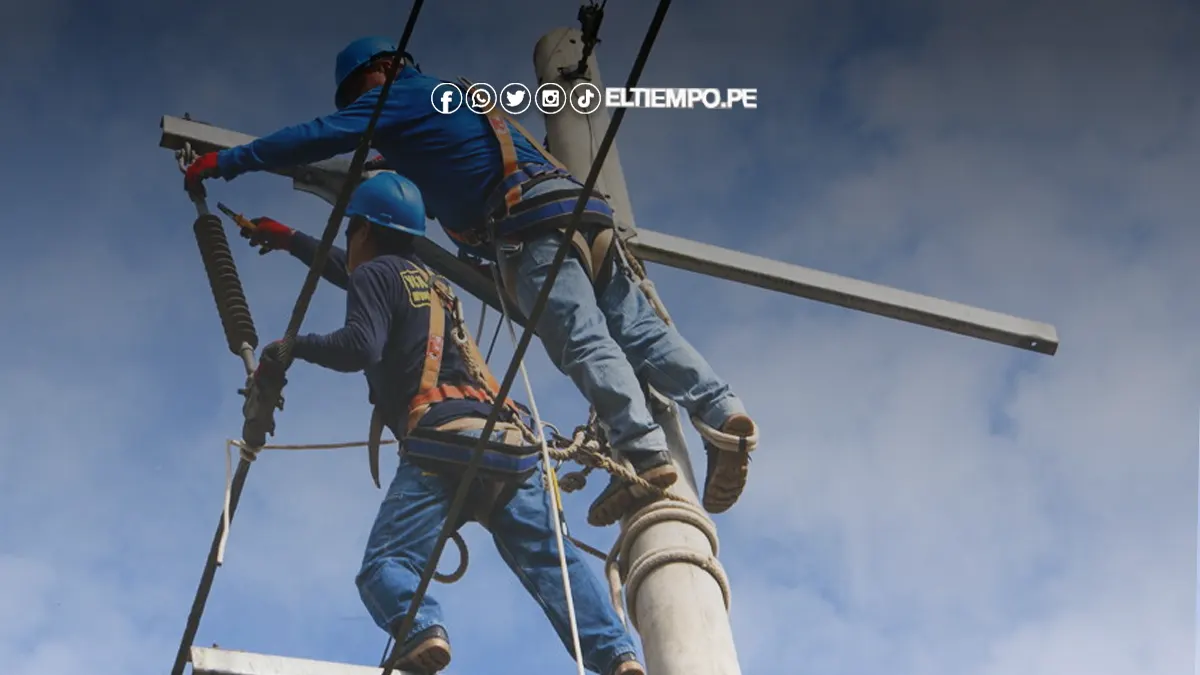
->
[561,1,608,81]
[276,1,426,363]
[169,5,426,675]
[484,315,503,364]
[378,2,674,673]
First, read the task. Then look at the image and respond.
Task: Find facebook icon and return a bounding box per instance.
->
[430,83,463,115]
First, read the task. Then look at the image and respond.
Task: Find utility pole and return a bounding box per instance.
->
[533,29,637,240]
[535,27,742,675]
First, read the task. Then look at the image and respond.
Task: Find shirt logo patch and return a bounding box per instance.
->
[399,270,432,308]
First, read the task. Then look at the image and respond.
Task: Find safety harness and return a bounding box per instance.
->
[450,77,618,291]
[366,264,541,506]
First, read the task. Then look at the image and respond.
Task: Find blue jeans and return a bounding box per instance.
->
[356,427,637,674]
[497,226,746,456]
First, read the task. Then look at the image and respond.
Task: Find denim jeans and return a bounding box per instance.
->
[497,225,746,457]
[356,426,637,674]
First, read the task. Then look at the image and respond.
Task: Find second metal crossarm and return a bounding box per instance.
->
[627,229,1059,355]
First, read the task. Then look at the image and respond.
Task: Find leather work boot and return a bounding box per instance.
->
[607,652,647,675]
[392,625,451,674]
[587,450,678,527]
[702,413,758,514]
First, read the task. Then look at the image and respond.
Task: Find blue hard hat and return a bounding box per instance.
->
[347,173,427,237]
[335,36,418,109]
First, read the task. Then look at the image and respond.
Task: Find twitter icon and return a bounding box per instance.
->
[500,83,532,115]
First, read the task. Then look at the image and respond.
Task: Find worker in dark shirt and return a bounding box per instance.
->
[250,173,645,675]
[188,36,760,528]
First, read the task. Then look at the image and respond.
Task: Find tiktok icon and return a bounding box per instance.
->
[570,82,603,115]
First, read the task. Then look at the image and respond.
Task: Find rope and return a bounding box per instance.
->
[483,269,732,632]
[378,4,675,672]
[211,428,624,568]
[489,263,587,675]
[217,438,467,584]
[612,237,675,325]
[212,336,727,648]
[479,263,730,639]
[213,423,730,633]
[604,500,730,630]
[595,257,735,630]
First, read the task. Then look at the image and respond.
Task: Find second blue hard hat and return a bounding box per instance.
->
[334,36,417,109]
[347,173,428,238]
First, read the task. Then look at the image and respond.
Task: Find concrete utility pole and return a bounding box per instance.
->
[535,27,742,675]
[533,28,638,240]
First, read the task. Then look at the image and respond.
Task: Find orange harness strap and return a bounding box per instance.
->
[404,275,448,432]
[404,270,522,430]
[458,77,570,172]
[409,384,492,412]
[486,112,523,213]
[367,266,526,488]
[457,78,617,286]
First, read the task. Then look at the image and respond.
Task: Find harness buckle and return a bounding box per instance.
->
[497,238,523,256]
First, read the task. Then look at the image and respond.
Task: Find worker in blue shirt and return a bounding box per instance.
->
[248,172,645,675]
[187,36,760,527]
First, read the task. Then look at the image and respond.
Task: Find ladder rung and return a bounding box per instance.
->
[191,646,420,675]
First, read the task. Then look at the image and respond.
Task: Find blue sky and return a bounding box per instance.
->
[1,0,1196,674]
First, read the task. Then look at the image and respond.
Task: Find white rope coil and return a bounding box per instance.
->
[604,499,731,630]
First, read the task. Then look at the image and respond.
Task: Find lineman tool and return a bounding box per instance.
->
[217,201,258,234]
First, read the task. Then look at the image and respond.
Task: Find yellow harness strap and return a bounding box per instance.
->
[368,265,532,487]
[367,267,447,488]
[407,277,448,431]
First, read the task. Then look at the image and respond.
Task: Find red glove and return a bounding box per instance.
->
[184,152,220,196]
[242,217,295,254]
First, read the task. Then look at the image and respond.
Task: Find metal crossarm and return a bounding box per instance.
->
[191,646,419,675]
[627,229,1059,355]
[159,115,1058,356]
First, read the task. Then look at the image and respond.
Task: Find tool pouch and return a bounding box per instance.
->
[402,417,540,484]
